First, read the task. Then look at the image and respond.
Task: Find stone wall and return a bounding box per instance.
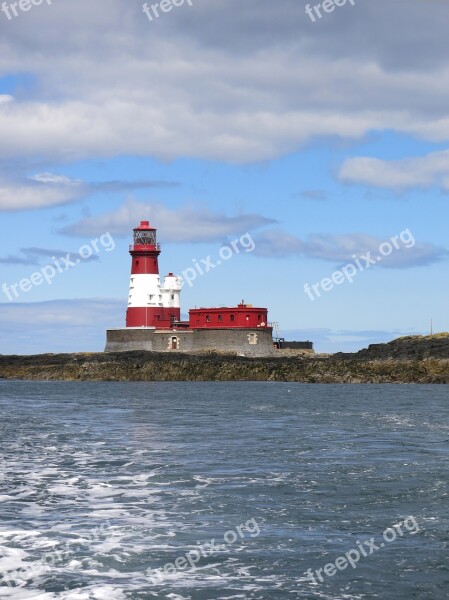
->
[105,327,275,356]
[105,329,194,353]
[192,328,275,356]
[105,328,155,352]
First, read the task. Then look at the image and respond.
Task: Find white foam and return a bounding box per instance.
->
[0,495,14,502]
[0,547,29,572]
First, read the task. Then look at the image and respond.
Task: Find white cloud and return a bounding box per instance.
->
[253,229,448,268]
[0,299,124,354]
[61,198,276,242]
[339,149,449,190]
[0,0,448,163]
[0,173,179,211]
[0,95,387,164]
[30,173,80,185]
[0,174,84,211]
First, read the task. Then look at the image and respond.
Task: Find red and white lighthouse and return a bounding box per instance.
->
[126,221,182,328]
[105,219,281,355]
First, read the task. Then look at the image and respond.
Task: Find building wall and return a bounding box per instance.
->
[191,328,274,356]
[160,274,182,310]
[189,307,268,329]
[128,273,162,308]
[105,327,275,356]
[126,307,181,329]
[130,254,159,275]
[152,330,195,352]
[105,328,156,352]
[279,341,314,350]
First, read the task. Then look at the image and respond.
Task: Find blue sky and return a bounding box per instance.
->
[0,0,448,354]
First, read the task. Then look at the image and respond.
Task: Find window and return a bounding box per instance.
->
[230,314,235,322]
[258,314,262,321]
[218,315,223,322]
[249,333,258,345]
[135,229,156,246]
[206,315,211,322]
[171,294,175,300]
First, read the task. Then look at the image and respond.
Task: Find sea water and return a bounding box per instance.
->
[0,381,448,599]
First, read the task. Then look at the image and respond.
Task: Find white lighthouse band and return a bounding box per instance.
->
[128,273,182,310]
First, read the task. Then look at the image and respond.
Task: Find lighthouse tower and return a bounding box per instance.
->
[126,221,182,328]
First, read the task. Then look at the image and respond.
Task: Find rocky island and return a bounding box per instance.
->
[0,334,448,384]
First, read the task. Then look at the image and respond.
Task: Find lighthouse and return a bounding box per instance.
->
[106,218,283,356]
[126,221,182,328]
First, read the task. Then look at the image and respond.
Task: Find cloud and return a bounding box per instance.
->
[294,190,328,201]
[0,299,124,355]
[0,175,84,211]
[89,180,179,193]
[61,198,276,242]
[0,247,99,267]
[30,173,77,185]
[339,149,449,191]
[253,229,448,268]
[253,229,306,258]
[0,1,449,163]
[0,95,385,164]
[0,172,178,211]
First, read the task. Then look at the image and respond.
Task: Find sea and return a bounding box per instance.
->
[0,381,448,600]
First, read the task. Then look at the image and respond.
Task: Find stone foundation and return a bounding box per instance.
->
[105,327,275,357]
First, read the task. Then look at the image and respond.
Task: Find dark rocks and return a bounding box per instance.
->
[1,335,448,383]
[334,333,449,360]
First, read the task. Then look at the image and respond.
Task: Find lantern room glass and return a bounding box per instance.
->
[134,229,157,246]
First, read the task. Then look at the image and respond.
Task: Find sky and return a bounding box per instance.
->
[0,0,448,355]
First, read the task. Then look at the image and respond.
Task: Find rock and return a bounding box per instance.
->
[334,333,449,360]
[0,336,448,383]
